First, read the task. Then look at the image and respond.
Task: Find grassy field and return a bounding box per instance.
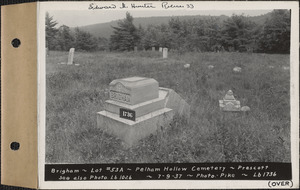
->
[45,50,290,164]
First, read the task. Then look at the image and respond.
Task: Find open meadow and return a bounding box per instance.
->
[45,50,290,164]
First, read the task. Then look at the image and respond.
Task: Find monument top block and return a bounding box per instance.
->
[109,77,159,105]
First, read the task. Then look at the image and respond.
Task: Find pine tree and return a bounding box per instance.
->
[221,14,256,51]
[110,12,140,51]
[45,12,58,50]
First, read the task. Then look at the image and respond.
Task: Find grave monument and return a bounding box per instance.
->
[163,48,168,58]
[152,47,155,51]
[159,47,163,52]
[97,76,190,146]
[134,46,138,52]
[67,48,75,65]
[219,90,241,111]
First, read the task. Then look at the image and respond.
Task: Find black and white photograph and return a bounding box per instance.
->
[38,1,299,189]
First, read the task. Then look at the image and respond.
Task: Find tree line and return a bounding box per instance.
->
[46,12,108,52]
[46,10,290,54]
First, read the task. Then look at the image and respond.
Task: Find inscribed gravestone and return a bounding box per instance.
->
[109,77,159,105]
[67,48,75,65]
[97,76,190,146]
[163,48,168,58]
[219,90,241,111]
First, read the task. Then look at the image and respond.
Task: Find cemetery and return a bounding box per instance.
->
[46,50,290,164]
[45,10,291,164]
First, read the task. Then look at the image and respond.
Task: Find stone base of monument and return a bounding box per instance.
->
[219,90,241,112]
[97,86,190,147]
[97,108,174,147]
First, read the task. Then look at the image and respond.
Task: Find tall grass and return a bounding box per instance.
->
[46,50,290,164]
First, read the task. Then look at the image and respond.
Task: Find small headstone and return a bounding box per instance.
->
[208,65,214,69]
[219,90,241,111]
[184,64,190,68]
[233,66,242,73]
[134,46,138,52]
[163,48,168,59]
[159,47,163,52]
[67,48,75,65]
[152,47,155,51]
[241,106,250,112]
[74,63,80,66]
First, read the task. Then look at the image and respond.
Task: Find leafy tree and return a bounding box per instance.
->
[110,12,140,51]
[74,28,98,51]
[45,12,58,50]
[97,37,109,51]
[258,10,290,53]
[55,25,74,51]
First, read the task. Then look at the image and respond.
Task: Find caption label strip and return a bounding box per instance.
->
[45,163,291,181]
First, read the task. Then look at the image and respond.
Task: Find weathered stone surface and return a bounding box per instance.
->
[97,77,190,147]
[159,47,163,52]
[161,87,190,119]
[224,90,235,101]
[184,64,190,68]
[233,66,242,72]
[163,48,168,58]
[219,90,241,111]
[67,48,75,65]
[241,106,250,112]
[109,77,159,105]
[97,108,174,146]
[104,89,167,117]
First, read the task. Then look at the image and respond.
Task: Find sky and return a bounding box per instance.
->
[48,10,273,27]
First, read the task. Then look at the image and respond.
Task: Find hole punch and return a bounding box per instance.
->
[10,142,20,151]
[11,38,21,48]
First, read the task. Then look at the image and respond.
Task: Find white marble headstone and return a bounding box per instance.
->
[67,48,75,65]
[163,48,168,59]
